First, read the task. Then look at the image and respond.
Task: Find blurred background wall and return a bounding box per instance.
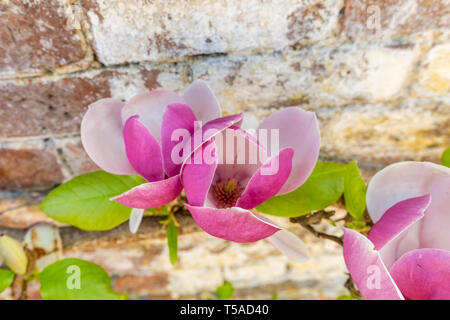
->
[0,0,449,299]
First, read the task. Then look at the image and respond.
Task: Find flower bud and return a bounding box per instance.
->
[0,234,28,275]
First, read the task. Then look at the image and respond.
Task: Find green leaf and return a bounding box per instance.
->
[344,161,367,221]
[38,258,127,300]
[167,219,178,265]
[216,281,234,300]
[257,162,348,217]
[40,171,145,231]
[337,294,362,300]
[0,269,14,293]
[442,148,450,167]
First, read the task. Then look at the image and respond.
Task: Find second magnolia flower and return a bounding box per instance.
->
[81,80,321,260]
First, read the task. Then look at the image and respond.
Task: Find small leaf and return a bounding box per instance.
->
[0,234,28,275]
[344,161,367,221]
[167,219,178,265]
[257,162,347,217]
[40,171,145,231]
[216,281,234,300]
[0,269,14,293]
[38,258,127,300]
[442,148,450,167]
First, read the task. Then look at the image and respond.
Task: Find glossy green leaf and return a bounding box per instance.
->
[167,219,178,265]
[337,294,362,300]
[0,269,14,293]
[38,258,127,300]
[216,281,234,300]
[257,162,347,217]
[40,171,145,231]
[442,147,450,167]
[344,161,367,220]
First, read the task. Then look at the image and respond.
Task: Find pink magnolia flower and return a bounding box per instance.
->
[343,161,450,300]
[181,108,321,261]
[81,80,242,233]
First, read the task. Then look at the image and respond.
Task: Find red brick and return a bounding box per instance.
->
[0,0,87,77]
[0,149,63,190]
[113,273,169,297]
[0,71,114,138]
[340,0,450,38]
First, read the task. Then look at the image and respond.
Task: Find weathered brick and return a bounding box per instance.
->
[340,0,450,40]
[0,148,63,190]
[0,64,184,138]
[113,274,170,298]
[191,44,416,114]
[54,137,99,178]
[0,0,89,78]
[82,0,342,65]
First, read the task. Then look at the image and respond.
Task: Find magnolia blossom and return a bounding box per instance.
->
[81,80,241,233]
[181,108,321,261]
[343,162,450,300]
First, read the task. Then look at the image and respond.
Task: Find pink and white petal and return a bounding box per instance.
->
[239,113,260,134]
[81,99,136,175]
[183,80,221,123]
[258,107,320,195]
[161,103,198,177]
[368,194,431,251]
[180,113,244,173]
[129,208,144,234]
[182,140,218,206]
[390,248,450,300]
[185,205,280,243]
[111,175,182,209]
[421,177,450,251]
[123,116,164,182]
[366,161,450,223]
[266,229,309,262]
[343,228,404,300]
[121,89,186,141]
[236,148,294,209]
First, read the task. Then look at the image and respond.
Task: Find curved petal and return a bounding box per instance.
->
[368,194,431,250]
[390,248,450,300]
[366,161,450,223]
[183,80,221,123]
[421,177,450,251]
[123,116,164,182]
[266,229,309,262]
[121,89,186,141]
[343,228,404,300]
[185,205,280,243]
[129,208,144,234]
[182,140,218,206]
[80,98,136,175]
[236,148,294,209]
[258,107,320,195]
[111,175,182,209]
[161,103,198,177]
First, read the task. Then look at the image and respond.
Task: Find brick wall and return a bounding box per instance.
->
[0,0,449,299]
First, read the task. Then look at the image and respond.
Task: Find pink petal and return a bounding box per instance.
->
[185,205,280,243]
[81,98,136,175]
[258,107,320,195]
[236,148,294,209]
[343,228,404,300]
[183,80,221,123]
[421,177,450,251]
[121,90,186,141]
[182,140,218,206]
[366,161,449,223]
[368,194,431,250]
[266,229,309,262]
[161,103,198,177]
[111,175,182,209]
[123,116,164,182]
[180,113,243,173]
[390,248,450,300]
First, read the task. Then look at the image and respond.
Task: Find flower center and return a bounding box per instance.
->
[212,178,244,209]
